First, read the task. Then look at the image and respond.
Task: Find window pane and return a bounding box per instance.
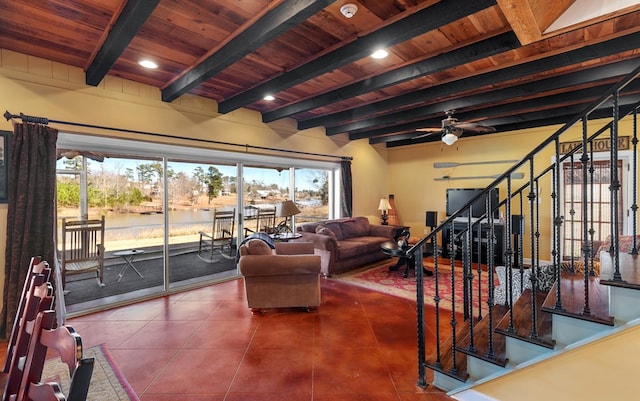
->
[167,161,238,289]
[295,168,330,223]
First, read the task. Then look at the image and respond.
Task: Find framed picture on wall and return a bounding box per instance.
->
[0,131,9,203]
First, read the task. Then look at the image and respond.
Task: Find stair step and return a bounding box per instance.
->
[495,289,555,349]
[426,318,469,383]
[599,251,640,288]
[457,308,508,368]
[541,272,613,326]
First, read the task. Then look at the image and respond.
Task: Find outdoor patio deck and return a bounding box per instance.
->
[63,243,239,313]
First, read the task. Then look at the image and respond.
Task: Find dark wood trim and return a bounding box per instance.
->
[302,32,640,135]
[162,0,333,103]
[262,31,519,123]
[218,0,497,114]
[85,0,160,86]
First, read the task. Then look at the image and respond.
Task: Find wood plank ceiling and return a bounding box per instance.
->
[1,0,639,148]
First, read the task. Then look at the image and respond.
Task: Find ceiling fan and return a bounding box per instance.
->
[413,110,496,145]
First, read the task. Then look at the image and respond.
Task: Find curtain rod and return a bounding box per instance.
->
[3,110,353,161]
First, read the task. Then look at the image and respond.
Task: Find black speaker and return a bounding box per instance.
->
[511,215,523,235]
[426,211,437,228]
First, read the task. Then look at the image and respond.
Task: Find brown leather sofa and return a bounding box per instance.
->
[296,216,396,276]
[238,240,321,313]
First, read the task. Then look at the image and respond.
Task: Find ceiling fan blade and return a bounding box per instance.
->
[453,122,496,133]
[416,128,441,132]
[412,131,438,139]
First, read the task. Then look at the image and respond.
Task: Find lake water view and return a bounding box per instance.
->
[60,203,327,252]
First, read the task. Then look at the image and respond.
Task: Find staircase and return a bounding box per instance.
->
[406,63,640,399]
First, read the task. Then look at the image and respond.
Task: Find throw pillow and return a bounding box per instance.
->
[244,239,272,255]
[315,224,338,241]
[341,218,369,238]
[324,222,344,240]
[536,264,557,292]
[494,266,532,306]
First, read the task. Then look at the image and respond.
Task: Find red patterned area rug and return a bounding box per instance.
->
[332,258,495,311]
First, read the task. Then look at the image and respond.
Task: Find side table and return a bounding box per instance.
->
[269,232,302,242]
[113,249,145,282]
[380,241,433,278]
[390,225,410,240]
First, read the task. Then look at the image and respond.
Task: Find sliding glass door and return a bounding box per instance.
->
[166,160,238,289]
[56,153,167,310]
[56,133,341,314]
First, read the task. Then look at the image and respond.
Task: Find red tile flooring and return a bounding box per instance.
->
[62,278,456,400]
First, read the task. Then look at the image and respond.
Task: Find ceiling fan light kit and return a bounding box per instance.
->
[441,132,459,146]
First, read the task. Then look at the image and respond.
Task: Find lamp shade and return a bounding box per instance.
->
[378,198,392,211]
[441,132,459,146]
[276,200,301,217]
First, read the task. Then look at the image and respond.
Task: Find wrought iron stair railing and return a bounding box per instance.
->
[407,62,640,390]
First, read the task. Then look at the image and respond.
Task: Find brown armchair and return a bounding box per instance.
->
[238,240,321,314]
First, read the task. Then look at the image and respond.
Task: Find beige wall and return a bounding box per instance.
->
[386,118,639,259]
[0,49,390,305]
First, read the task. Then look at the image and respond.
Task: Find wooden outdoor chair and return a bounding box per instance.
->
[59,216,106,289]
[197,208,236,262]
[11,310,94,401]
[244,207,276,237]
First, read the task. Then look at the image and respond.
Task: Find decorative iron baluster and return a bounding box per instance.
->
[485,186,497,360]
[552,137,564,310]
[449,223,459,375]
[517,192,525,293]
[465,219,477,353]
[463,211,472,321]
[568,153,576,273]
[588,141,597,276]
[504,177,512,311]
[581,116,592,316]
[528,164,538,339]
[432,229,444,370]
[415,243,427,388]
[631,106,639,254]
[611,92,622,281]
[476,219,483,321]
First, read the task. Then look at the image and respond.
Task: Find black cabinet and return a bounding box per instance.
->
[442,219,504,265]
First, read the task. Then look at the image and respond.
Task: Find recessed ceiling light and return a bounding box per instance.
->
[139,59,158,69]
[263,95,275,101]
[371,49,389,59]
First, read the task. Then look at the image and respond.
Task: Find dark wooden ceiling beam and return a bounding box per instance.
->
[341,58,638,138]
[161,0,334,103]
[363,82,628,142]
[385,96,640,148]
[85,0,160,86]
[309,31,640,133]
[486,98,640,133]
[218,0,497,114]
[262,31,519,123]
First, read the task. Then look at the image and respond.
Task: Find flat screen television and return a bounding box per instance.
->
[446,188,500,219]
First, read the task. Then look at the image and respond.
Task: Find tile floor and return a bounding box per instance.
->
[65,277,455,400]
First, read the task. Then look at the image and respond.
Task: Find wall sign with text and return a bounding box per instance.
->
[559,136,630,154]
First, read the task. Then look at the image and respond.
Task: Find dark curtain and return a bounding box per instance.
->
[340,159,352,217]
[1,123,58,339]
